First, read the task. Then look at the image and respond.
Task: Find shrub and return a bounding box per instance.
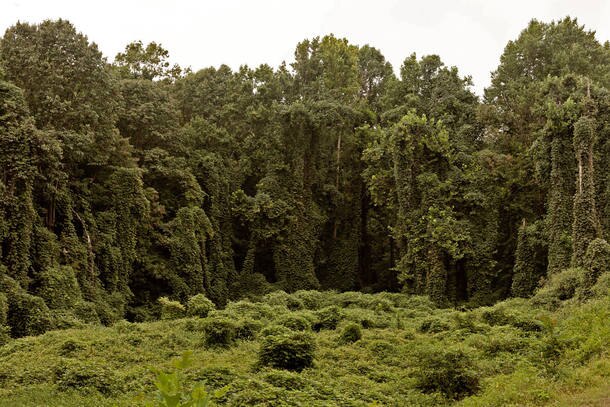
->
[262,369,307,390]
[186,294,216,318]
[260,325,292,338]
[94,291,127,325]
[7,292,54,337]
[418,316,452,333]
[113,319,143,334]
[73,301,100,324]
[51,310,88,330]
[367,340,396,360]
[260,291,304,310]
[158,296,186,320]
[277,314,311,331]
[480,308,512,326]
[292,290,330,310]
[414,346,479,400]
[36,265,82,309]
[55,361,120,395]
[235,318,263,340]
[338,323,362,344]
[258,331,315,371]
[58,339,87,357]
[531,268,586,309]
[223,300,278,320]
[313,306,344,331]
[201,317,237,347]
[192,366,237,389]
[591,273,610,298]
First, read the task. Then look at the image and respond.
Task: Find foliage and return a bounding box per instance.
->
[257,331,316,371]
[159,297,186,320]
[186,295,215,318]
[338,322,362,344]
[413,346,479,400]
[147,352,229,407]
[200,318,237,347]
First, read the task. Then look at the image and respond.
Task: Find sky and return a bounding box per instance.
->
[1,0,610,94]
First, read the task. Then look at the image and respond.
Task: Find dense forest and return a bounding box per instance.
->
[1,16,610,339]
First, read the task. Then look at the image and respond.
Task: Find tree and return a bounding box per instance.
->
[114,41,185,81]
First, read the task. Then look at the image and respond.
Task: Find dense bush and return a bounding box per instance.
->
[338,323,362,344]
[73,301,101,324]
[418,316,452,333]
[158,296,186,320]
[223,300,278,320]
[313,305,344,331]
[413,346,479,400]
[235,318,263,340]
[258,331,316,371]
[292,290,330,310]
[262,369,308,390]
[36,265,82,309]
[186,293,216,318]
[260,291,304,310]
[6,292,54,337]
[591,273,610,298]
[259,324,292,338]
[201,317,238,347]
[531,268,586,309]
[277,314,311,331]
[55,361,120,395]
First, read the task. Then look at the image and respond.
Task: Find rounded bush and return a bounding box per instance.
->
[73,301,100,325]
[313,305,344,331]
[158,296,186,320]
[235,318,263,340]
[224,300,277,320]
[277,314,311,331]
[258,331,315,371]
[201,317,238,347]
[55,361,120,395]
[338,323,362,344]
[186,294,216,318]
[260,324,292,338]
[414,347,479,400]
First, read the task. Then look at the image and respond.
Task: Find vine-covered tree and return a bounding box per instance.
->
[0,17,609,336]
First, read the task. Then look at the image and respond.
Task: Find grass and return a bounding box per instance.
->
[0,290,608,406]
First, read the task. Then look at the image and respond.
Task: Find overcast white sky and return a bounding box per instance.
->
[1,0,609,94]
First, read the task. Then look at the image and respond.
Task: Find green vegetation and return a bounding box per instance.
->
[1,13,610,406]
[0,290,606,405]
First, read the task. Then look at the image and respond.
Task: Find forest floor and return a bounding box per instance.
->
[0,290,608,406]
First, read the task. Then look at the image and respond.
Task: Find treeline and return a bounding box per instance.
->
[1,17,610,336]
